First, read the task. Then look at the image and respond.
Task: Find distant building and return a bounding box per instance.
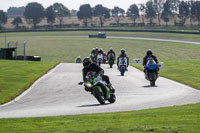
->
[71,9,77,16]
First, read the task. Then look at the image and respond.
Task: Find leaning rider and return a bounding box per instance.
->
[82,57,115,92]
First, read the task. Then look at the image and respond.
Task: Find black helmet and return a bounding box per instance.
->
[146,49,152,56]
[83,57,92,67]
[121,48,125,54]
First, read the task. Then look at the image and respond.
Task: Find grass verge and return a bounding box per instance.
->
[0,60,57,104]
[0,103,200,133]
[132,59,200,90]
[0,31,200,41]
[0,31,199,132]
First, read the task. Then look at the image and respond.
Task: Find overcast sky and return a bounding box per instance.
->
[0,0,148,12]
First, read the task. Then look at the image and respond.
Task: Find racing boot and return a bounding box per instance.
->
[108,83,115,93]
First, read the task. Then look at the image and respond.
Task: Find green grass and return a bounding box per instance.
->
[0,33,200,62]
[0,60,57,104]
[0,31,200,132]
[0,103,200,133]
[0,31,200,41]
[132,59,200,90]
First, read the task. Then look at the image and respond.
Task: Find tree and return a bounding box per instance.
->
[46,5,55,25]
[145,0,157,25]
[7,7,25,18]
[12,16,23,28]
[111,6,125,26]
[24,2,45,28]
[93,4,110,27]
[53,3,70,26]
[0,10,7,27]
[127,4,139,25]
[161,0,172,26]
[153,0,165,26]
[191,1,200,26]
[77,4,92,27]
[139,3,146,24]
[178,1,190,26]
[168,0,180,25]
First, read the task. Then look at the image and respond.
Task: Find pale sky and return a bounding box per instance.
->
[0,0,147,12]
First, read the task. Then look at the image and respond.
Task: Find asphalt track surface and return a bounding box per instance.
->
[0,63,200,118]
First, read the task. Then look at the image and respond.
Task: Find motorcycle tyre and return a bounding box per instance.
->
[93,88,105,105]
[149,72,156,86]
[121,71,124,76]
[108,93,116,103]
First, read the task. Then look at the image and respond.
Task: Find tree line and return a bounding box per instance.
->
[0,0,200,29]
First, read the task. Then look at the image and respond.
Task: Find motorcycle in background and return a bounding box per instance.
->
[144,57,159,86]
[103,52,107,64]
[90,53,96,63]
[97,53,103,66]
[108,53,115,68]
[118,57,127,76]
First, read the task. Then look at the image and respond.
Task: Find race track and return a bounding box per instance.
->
[0,63,200,118]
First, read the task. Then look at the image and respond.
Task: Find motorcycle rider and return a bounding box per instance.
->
[143,49,159,77]
[90,48,96,62]
[91,48,96,56]
[76,56,81,63]
[107,47,116,58]
[117,48,129,71]
[103,52,107,63]
[82,57,115,93]
[143,49,159,66]
[97,48,104,55]
[96,48,104,63]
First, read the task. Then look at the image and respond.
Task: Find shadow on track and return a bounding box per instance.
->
[77,103,111,107]
[143,85,158,88]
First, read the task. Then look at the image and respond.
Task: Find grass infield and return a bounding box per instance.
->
[0,31,199,132]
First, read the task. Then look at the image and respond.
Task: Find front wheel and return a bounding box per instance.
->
[150,81,155,86]
[108,93,116,103]
[121,71,124,76]
[149,72,156,86]
[93,87,105,104]
[98,62,101,66]
[110,64,113,68]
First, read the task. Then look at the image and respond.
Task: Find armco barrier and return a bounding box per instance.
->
[0,29,200,35]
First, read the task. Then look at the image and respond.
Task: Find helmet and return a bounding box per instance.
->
[110,47,113,51]
[92,48,95,50]
[146,49,152,56]
[95,47,98,51]
[121,48,125,54]
[83,57,92,67]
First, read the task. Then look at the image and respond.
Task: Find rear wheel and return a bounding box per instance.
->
[108,93,116,103]
[93,88,105,104]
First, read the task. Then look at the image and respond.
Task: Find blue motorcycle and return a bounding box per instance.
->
[144,57,158,86]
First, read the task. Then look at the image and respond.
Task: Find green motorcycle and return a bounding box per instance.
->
[108,53,115,68]
[79,71,116,104]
